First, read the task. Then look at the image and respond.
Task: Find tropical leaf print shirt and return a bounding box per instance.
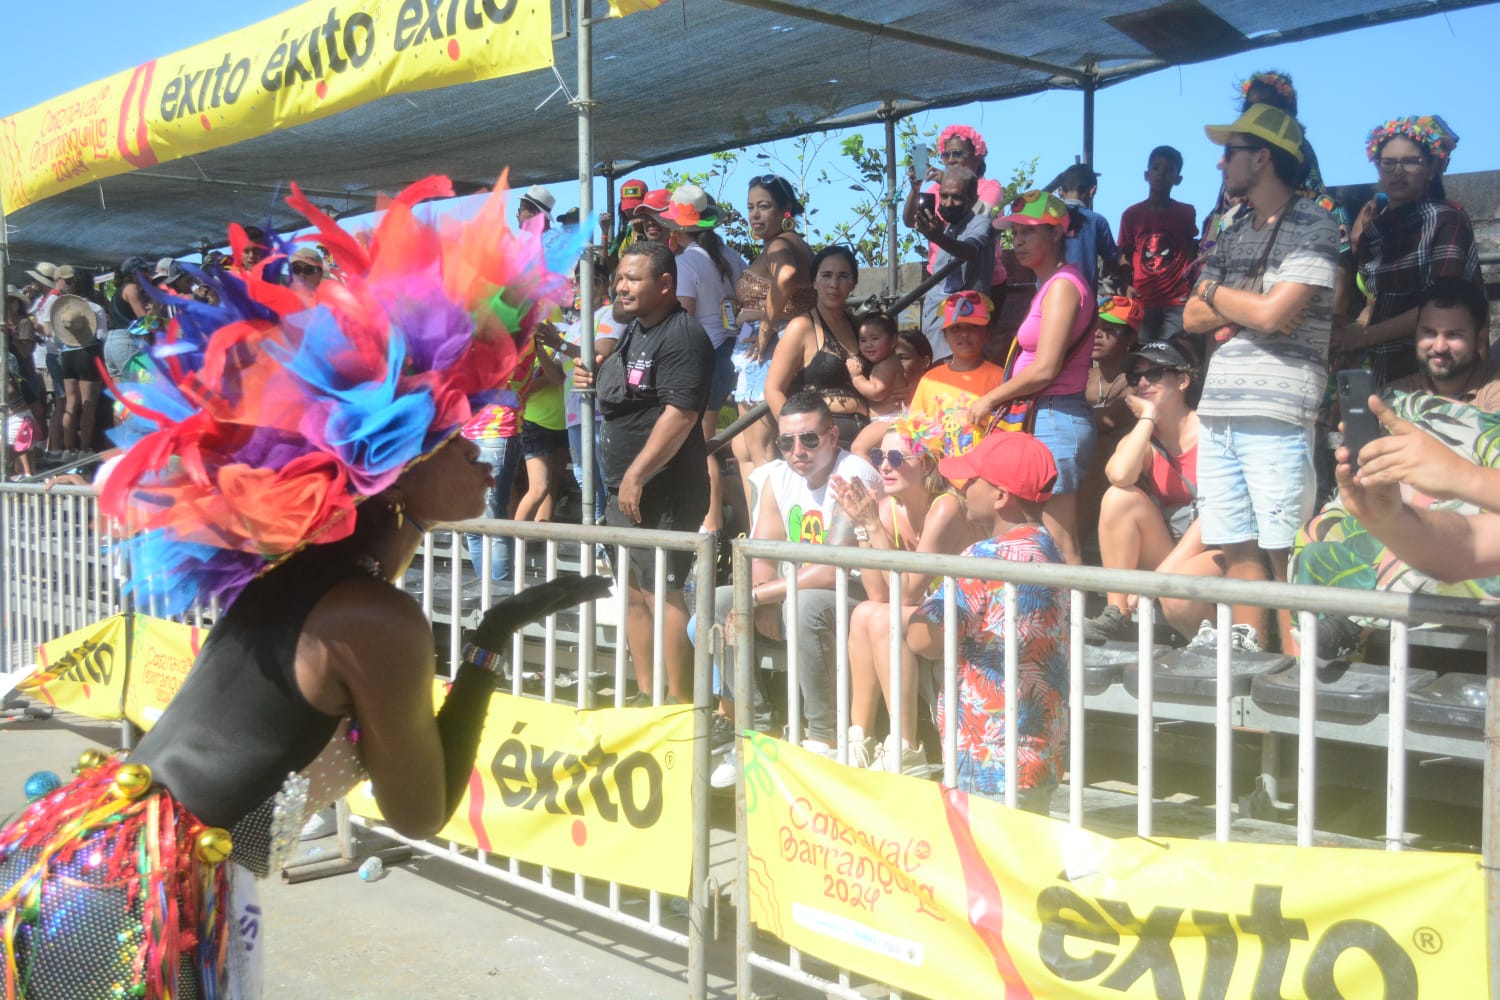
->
[915,524,1069,797]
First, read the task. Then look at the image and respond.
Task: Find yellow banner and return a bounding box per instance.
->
[744,733,1484,999]
[0,0,553,214]
[122,616,203,732]
[349,691,693,896]
[20,616,131,720]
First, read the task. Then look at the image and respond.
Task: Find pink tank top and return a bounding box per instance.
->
[1012,264,1093,397]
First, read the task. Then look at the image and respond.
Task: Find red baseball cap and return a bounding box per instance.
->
[619,178,648,212]
[938,433,1057,503]
[632,188,672,216]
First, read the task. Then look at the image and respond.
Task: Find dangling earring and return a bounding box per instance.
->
[389,497,404,532]
[780,211,794,233]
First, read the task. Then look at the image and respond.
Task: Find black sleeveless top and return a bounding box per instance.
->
[787,308,860,406]
[128,546,368,828]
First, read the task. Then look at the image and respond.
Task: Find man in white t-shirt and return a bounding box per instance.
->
[701,391,882,787]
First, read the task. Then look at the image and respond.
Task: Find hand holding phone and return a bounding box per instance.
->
[1337,369,1382,473]
[918,192,936,216]
[911,145,930,183]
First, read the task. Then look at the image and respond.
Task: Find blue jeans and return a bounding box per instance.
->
[1031,393,1096,495]
[466,436,521,580]
[567,421,608,522]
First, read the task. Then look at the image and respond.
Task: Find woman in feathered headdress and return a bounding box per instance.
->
[0,176,608,999]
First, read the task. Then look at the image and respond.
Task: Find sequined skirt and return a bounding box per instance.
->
[0,755,256,1000]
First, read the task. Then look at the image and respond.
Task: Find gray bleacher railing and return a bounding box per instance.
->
[730,537,1500,1000]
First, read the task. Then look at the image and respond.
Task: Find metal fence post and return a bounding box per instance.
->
[1486,619,1499,1000]
[732,538,755,1000]
[688,531,715,1000]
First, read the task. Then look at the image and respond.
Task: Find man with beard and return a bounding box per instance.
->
[1182,104,1338,653]
[1385,278,1498,410]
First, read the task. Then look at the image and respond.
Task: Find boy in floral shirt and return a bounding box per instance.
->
[907,433,1069,813]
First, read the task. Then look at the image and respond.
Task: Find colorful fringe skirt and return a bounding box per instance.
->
[0,752,256,1000]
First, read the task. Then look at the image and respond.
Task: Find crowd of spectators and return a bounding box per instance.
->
[2,70,1489,813]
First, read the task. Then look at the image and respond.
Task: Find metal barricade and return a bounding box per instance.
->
[728,537,1500,1000]
[347,517,719,1000]
[0,486,720,998]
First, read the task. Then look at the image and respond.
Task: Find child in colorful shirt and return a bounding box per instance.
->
[907,433,1069,812]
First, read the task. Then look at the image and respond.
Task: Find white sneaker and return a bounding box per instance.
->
[1230,624,1262,654]
[710,748,738,790]
[299,806,336,841]
[1186,619,1218,651]
[870,735,927,775]
[846,725,878,769]
[800,738,838,761]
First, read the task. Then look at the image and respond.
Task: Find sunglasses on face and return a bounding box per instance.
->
[1128,366,1174,384]
[776,430,825,453]
[868,448,909,469]
[290,263,321,276]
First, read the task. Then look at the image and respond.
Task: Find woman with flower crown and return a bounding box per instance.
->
[0,177,607,999]
[1337,115,1481,386]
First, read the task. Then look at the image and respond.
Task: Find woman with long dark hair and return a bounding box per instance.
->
[765,244,869,448]
[730,175,815,491]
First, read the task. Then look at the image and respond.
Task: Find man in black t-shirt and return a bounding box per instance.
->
[575,240,713,702]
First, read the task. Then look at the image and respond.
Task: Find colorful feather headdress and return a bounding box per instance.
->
[1239,71,1297,115]
[100,174,576,613]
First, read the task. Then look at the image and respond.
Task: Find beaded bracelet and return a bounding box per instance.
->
[462,643,505,674]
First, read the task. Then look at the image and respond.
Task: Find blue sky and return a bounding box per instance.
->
[1,3,1494,251]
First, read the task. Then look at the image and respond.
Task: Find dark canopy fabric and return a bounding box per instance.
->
[6,0,1489,267]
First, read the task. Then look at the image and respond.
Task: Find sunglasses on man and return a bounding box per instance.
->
[776,430,825,453]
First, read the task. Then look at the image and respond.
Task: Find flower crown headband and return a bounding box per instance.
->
[1365,115,1459,164]
[100,173,576,614]
[1239,72,1296,114]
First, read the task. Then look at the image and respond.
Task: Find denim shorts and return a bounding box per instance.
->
[520,420,568,459]
[1197,415,1316,551]
[708,338,738,411]
[1030,393,1095,495]
[732,346,768,404]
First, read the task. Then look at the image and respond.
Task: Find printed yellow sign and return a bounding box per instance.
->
[20,616,131,720]
[0,0,553,214]
[744,733,1484,999]
[349,690,694,896]
[121,615,202,731]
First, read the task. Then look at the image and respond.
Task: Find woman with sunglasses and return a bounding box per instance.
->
[968,192,1097,565]
[730,175,816,491]
[765,245,868,447]
[831,414,975,772]
[1340,116,1479,386]
[1084,340,1226,644]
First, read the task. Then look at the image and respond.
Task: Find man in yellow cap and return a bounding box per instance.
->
[1182,104,1339,653]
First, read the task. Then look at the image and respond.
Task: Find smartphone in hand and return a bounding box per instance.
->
[1337,369,1382,473]
[911,144,930,181]
[918,192,936,216]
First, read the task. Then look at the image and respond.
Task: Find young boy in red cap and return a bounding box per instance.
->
[906,432,1069,814]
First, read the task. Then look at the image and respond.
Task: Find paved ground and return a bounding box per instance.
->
[0,709,814,1000]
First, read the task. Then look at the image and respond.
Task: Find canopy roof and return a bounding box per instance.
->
[7,0,1489,267]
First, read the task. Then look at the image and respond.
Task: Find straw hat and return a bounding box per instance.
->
[48,294,100,348]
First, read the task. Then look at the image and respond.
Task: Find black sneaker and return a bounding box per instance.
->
[1083,605,1134,645]
[1315,615,1363,660]
[709,713,736,755]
